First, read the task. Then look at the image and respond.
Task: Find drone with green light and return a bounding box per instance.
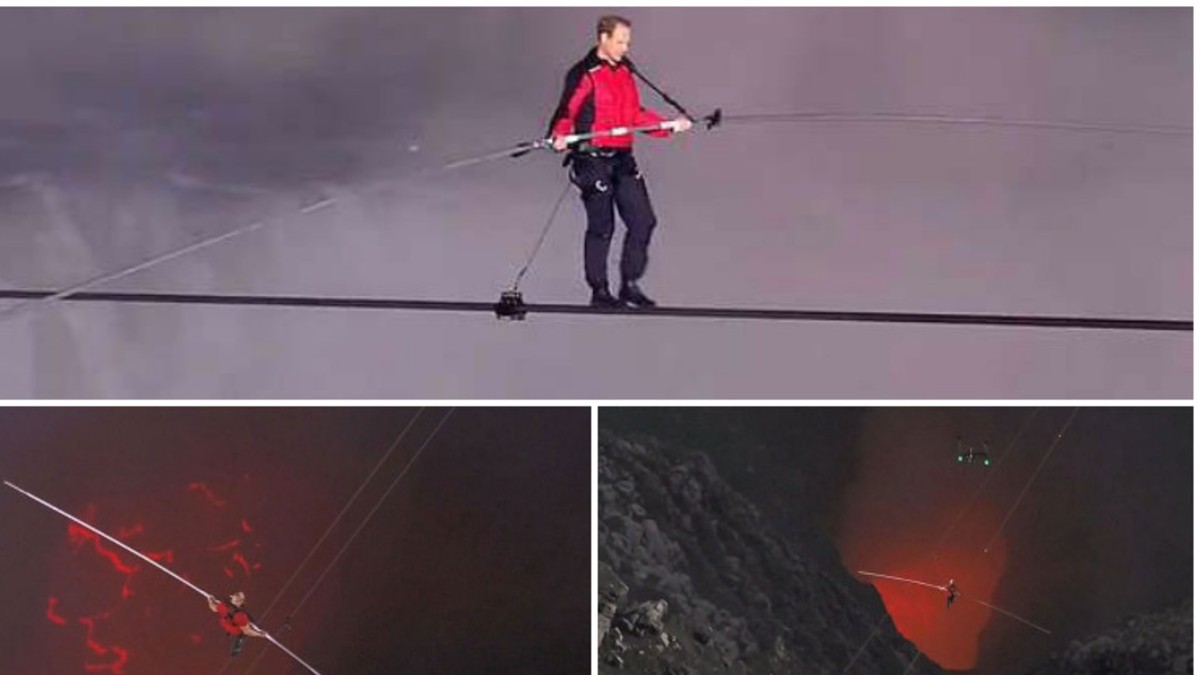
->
[956,438,991,467]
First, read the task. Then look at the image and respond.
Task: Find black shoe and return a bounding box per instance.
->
[590,287,624,309]
[619,282,657,308]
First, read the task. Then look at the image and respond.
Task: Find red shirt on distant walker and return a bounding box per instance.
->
[214,600,251,636]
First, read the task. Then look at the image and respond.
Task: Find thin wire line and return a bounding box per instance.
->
[216,409,425,675]
[241,408,455,675]
[511,179,573,291]
[983,408,1080,553]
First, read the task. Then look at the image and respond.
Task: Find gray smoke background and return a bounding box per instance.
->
[0,7,1190,398]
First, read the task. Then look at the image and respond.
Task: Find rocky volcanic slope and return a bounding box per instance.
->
[599,431,944,675]
[1024,601,1191,675]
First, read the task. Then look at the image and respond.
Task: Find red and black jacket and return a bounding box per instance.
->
[548,50,668,150]
[216,601,253,636]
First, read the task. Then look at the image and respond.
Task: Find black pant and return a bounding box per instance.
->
[230,634,247,656]
[569,150,658,290]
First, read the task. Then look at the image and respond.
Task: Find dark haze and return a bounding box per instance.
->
[603,407,1192,674]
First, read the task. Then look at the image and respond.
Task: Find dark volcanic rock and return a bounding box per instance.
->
[599,431,943,675]
[1025,601,1192,675]
[601,561,631,643]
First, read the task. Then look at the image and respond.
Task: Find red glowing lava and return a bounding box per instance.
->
[67,516,139,601]
[232,551,252,577]
[81,646,129,674]
[44,479,266,672]
[76,614,128,674]
[68,520,137,576]
[57,512,140,671]
[836,411,1014,671]
[146,549,175,564]
[46,597,69,625]
[188,482,228,508]
[859,541,1008,670]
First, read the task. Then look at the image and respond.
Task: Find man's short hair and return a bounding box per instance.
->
[597,15,632,39]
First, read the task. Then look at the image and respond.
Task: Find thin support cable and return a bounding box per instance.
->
[216,409,425,675]
[983,408,1080,553]
[511,179,573,291]
[241,408,455,675]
